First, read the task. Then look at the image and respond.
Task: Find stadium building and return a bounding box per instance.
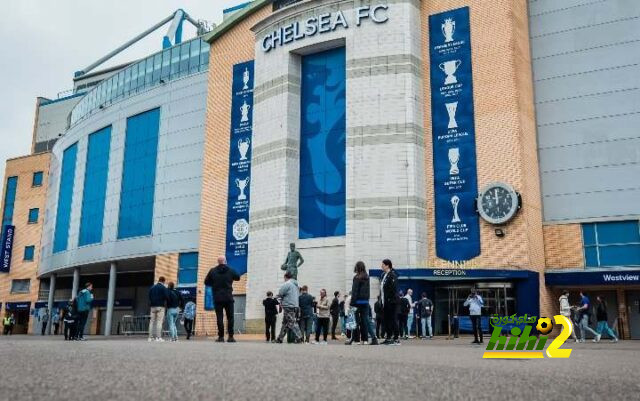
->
[1,0,639,339]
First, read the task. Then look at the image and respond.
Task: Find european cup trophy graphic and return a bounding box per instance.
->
[448,148,460,176]
[238,138,251,161]
[240,100,251,123]
[242,67,250,90]
[235,177,250,201]
[445,101,458,129]
[451,195,461,223]
[442,18,456,43]
[439,60,461,85]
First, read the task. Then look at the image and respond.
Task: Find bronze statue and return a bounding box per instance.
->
[281,242,304,280]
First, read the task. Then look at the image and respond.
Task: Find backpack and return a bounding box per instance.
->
[345,309,357,331]
[401,297,411,315]
[421,300,433,317]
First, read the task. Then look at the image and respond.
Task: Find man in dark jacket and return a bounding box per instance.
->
[329,291,341,340]
[298,286,315,343]
[148,276,169,342]
[380,259,400,345]
[204,256,240,343]
[374,295,384,339]
[262,291,280,342]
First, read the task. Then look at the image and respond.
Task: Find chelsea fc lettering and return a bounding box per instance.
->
[261,5,389,52]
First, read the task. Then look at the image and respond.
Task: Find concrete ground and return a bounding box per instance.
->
[0,335,638,401]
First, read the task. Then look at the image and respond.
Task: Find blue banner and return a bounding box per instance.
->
[225,60,254,276]
[0,225,15,273]
[429,7,480,261]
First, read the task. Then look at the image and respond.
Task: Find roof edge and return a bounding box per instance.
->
[203,0,271,44]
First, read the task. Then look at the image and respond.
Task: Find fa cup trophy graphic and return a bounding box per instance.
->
[451,195,461,223]
[238,138,251,161]
[448,148,460,176]
[442,18,456,43]
[240,100,251,123]
[242,67,250,90]
[235,176,250,201]
[439,60,461,85]
[445,101,458,129]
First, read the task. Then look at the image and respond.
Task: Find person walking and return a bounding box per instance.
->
[594,296,618,343]
[398,291,410,340]
[576,291,600,343]
[63,300,77,341]
[374,295,384,339]
[380,259,400,345]
[276,272,303,344]
[347,261,378,345]
[52,310,61,335]
[314,289,330,344]
[166,282,183,342]
[417,292,434,339]
[76,282,94,341]
[40,309,49,336]
[464,288,484,344]
[263,291,280,342]
[298,285,314,343]
[329,291,341,340]
[404,289,416,339]
[204,256,241,343]
[148,277,169,342]
[183,299,196,340]
[558,290,578,342]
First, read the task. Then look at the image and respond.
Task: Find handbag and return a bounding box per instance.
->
[345,308,357,331]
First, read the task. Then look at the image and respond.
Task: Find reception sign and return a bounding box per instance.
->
[0,225,15,273]
[225,60,254,276]
[429,7,480,261]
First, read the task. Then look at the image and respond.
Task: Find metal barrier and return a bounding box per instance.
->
[120,312,245,337]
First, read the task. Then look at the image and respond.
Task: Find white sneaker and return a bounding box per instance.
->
[595,334,601,342]
[155,338,165,342]
[321,341,328,345]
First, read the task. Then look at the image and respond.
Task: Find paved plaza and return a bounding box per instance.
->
[0,336,638,401]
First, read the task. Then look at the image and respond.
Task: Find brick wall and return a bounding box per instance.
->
[543,224,584,269]
[155,253,178,284]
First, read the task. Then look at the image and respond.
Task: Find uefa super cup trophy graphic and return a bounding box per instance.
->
[448,148,460,176]
[451,195,461,223]
[445,101,458,129]
[442,18,456,43]
[238,138,251,161]
[235,176,250,201]
[242,67,250,90]
[240,100,251,123]
[439,60,461,85]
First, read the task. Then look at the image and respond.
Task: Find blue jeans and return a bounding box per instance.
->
[167,308,179,339]
[596,321,617,340]
[421,316,432,337]
[407,313,414,336]
[579,314,598,341]
[341,315,346,334]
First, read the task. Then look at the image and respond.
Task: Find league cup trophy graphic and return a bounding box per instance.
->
[240,100,251,123]
[242,67,250,90]
[442,18,456,43]
[448,148,460,176]
[235,176,250,201]
[439,60,462,85]
[451,195,461,223]
[238,138,251,161]
[446,101,458,129]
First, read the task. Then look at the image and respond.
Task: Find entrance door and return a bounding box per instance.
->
[627,291,640,339]
[12,310,30,334]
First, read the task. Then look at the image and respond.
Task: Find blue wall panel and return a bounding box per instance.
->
[299,47,346,239]
[117,108,160,239]
[2,176,17,228]
[53,143,78,253]
[78,126,112,246]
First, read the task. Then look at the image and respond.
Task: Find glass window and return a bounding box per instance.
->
[130,63,139,92]
[117,71,124,98]
[53,143,78,253]
[582,221,640,268]
[2,176,18,227]
[200,41,209,69]
[10,279,30,293]
[170,46,180,77]
[24,245,35,261]
[180,42,190,74]
[32,171,43,187]
[145,57,153,86]
[161,49,171,80]
[153,53,162,82]
[189,40,200,73]
[124,68,131,96]
[178,252,199,285]
[28,208,39,224]
[137,60,146,89]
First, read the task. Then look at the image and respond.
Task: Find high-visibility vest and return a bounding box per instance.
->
[3,317,11,326]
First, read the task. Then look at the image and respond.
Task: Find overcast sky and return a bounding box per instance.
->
[0,0,246,175]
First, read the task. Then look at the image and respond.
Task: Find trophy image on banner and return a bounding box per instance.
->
[235,176,250,200]
[242,67,250,90]
[439,60,461,85]
[442,18,456,43]
[445,101,458,129]
[238,138,251,161]
[448,147,460,175]
[240,100,251,123]
[451,195,461,223]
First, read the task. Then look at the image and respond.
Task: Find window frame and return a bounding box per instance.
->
[32,171,44,187]
[27,208,39,224]
[10,279,31,294]
[583,221,640,268]
[23,245,35,261]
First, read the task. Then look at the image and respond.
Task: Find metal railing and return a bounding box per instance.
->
[120,312,245,337]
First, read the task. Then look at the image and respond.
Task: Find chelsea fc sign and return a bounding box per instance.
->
[261,4,389,52]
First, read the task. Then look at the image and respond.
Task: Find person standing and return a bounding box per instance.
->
[405,289,416,339]
[418,292,434,339]
[374,295,384,339]
[298,286,314,343]
[263,291,280,342]
[380,259,400,345]
[52,310,61,335]
[314,289,330,344]
[558,290,578,342]
[464,288,484,344]
[166,282,183,342]
[204,256,241,343]
[76,282,94,341]
[276,272,303,343]
[183,299,196,340]
[329,291,341,340]
[348,261,378,345]
[63,300,77,341]
[398,291,410,340]
[339,294,347,337]
[3,314,14,335]
[40,309,49,336]
[148,277,169,342]
[594,296,618,343]
[576,291,600,343]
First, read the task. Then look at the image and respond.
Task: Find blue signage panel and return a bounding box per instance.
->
[225,60,254,276]
[177,286,197,299]
[545,270,640,286]
[0,225,15,273]
[429,7,480,261]
[6,302,30,311]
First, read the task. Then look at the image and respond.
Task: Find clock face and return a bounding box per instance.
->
[478,183,520,225]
